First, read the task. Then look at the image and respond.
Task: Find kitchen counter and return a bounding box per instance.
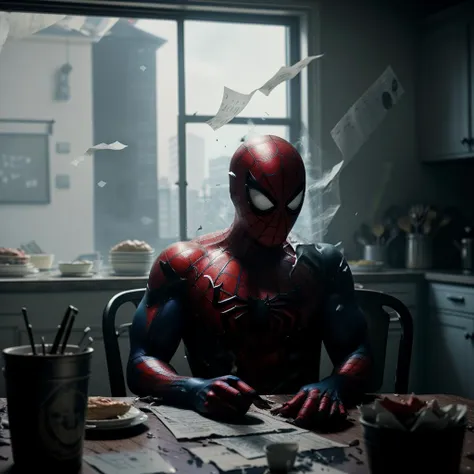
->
[0,271,147,292]
[0,268,427,292]
[425,270,474,286]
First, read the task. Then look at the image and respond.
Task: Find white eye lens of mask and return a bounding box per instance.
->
[287,190,304,210]
[249,188,274,211]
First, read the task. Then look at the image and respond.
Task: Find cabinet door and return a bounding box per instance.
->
[417,20,471,161]
[426,311,474,398]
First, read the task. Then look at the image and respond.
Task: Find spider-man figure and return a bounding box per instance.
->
[128,135,372,427]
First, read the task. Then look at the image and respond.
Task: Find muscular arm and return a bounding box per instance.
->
[127,245,257,415]
[321,246,372,402]
[274,243,372,426]
[127,288,199,405]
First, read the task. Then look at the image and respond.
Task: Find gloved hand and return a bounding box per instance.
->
[185,375,257,418]
[272,375,347,427]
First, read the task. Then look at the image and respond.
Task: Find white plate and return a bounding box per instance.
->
[86,406,148,430]
[0,263,38,276]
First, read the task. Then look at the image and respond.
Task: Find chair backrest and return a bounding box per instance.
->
[102,287,414,396]
[102,288,145,396]
[355,288,413,394]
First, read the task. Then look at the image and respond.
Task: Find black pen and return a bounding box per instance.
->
[50,306,73,354]
[21,307,36,355]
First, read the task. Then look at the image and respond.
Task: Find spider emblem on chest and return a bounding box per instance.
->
[203,274,301,334]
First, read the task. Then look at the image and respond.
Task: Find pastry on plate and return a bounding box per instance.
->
[110,240,153,253]
[87,397,131,420]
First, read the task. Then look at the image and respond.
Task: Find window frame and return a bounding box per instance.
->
[2,0,312,242]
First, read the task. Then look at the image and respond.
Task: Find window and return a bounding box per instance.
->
[0,5,304,265]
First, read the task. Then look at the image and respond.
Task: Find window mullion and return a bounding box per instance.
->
[177,18,187,241]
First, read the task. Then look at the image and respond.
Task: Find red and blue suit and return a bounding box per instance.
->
[127,135,372,427]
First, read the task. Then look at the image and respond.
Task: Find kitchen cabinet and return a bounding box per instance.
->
[427,283,474,398]
[417,3,474,162]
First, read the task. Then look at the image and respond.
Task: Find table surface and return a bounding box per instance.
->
[0,394,473,473]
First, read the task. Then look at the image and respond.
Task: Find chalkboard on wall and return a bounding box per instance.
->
[0,133,50,204]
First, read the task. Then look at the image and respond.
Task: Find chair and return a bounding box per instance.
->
[355,288,413,394]
[102,288,145,396]
[102,287,413,396]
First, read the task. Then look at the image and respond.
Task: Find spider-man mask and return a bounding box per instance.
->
[229,135,306,247]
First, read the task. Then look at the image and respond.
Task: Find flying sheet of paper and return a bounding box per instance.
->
[206,87,256,130]
[84,450,176,474]
[149,405,297,440]
[207,55,323,131]
[330,66,404,162]
[85,141,128,155]
[214,430,347,459]
[258,54,324,96]
[0,13,9,55]
[189,445,346,473]
[7,13,65,38]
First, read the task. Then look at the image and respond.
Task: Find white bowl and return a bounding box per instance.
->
[29,254,54,270]
[110,261,151,276]
[58,261,93,275]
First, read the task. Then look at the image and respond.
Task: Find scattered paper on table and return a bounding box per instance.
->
[189,444,267,472]
[7,13,65,38]
[189,444,346,473]
[207,55,323,131]
[0,13,9,56]
[84,450,176,474]
[330,66,404,162]
[85,141,128,154]
[149,405,297,440]
[214,430,347,459]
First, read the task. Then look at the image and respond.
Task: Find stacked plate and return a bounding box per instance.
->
[0,255,37,277]
[109,250,154,276]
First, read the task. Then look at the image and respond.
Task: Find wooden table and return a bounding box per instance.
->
[0,394,473,473]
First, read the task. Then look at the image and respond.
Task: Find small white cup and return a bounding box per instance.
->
[265,442,299,472]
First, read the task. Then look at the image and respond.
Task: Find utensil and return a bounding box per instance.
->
[398,216,411,234]
[77,326,91,348]
[50,306,74,355]
[60,308,78,354]
[354,230,368,246]
[422,220,432,235]
[41,337,46,356]
[21,307,36,355]
[361,223,375,245]
[82,336,94,352]
[372,224,385,245]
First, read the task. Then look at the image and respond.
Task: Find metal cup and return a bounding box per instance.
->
[3,344,93,472]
